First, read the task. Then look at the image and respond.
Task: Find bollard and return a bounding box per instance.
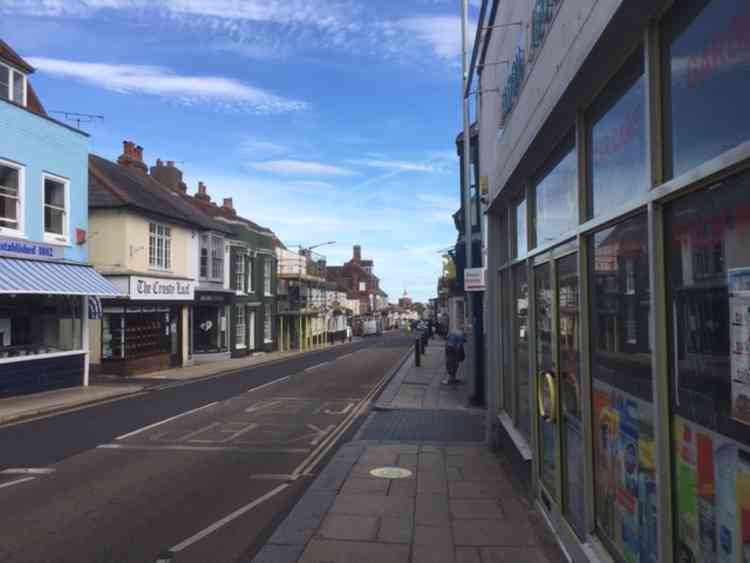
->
[415,337,421,367]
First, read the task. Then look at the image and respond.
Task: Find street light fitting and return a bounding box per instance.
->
[306,241,336,251]
[468,87,500,96]
[477,60,510,69]
[480,21,523,31]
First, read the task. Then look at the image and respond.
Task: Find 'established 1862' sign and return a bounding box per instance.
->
[128,276,195,301]
[0,236,64,260]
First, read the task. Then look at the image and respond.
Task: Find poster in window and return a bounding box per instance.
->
[729,268,750,426]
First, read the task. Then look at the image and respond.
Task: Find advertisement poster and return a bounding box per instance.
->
[593,381,658,563]
[673,416,750,563]
[730,268,750,426]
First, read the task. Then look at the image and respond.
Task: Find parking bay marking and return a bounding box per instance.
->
[0,476,36,490]
[115,402,218,441]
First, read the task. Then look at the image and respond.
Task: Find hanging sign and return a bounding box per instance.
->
[464,267,486,292]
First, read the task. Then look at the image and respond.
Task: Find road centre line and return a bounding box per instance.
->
[168,483,289,553]
[304,361,330,372]
[1,468,55,475]
[0,476,36,490]
[115,402,218,441]
[245,375,290,393]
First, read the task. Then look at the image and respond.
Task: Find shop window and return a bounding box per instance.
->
[233,251,245,292]
[0,295,81,358]
[665,172,750,563]
[264,303,272,343]
[515,197,528,258]
[235,305,246,348]
[194,305,227,353]
[102,309,170,359]
[589,47,646,219]
[247,258,254,293]
[534,141,578,247]
[149,222,171,270]
[662,0,750,179]
[513,263,531,442]
[0,160,22,234]
[589,213,658,562]
[43,174,68,242]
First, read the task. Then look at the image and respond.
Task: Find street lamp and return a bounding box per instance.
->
[304,241,336,252]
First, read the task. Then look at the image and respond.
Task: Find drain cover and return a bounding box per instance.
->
[369,467,413,479]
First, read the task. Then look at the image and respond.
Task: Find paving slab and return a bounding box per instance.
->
[298,539,410,563]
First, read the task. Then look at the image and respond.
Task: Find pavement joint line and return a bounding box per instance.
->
[0,476,36,489]
[168,483,290,553]
[0,468,55,475]
[245,375,290,393]
[114,401,219,441]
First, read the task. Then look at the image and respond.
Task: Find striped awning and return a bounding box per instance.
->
[0,258,123,297]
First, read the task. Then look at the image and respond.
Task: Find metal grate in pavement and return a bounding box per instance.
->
[360,409,485,442]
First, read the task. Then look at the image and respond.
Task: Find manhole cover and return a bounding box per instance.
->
[369,467,413,479]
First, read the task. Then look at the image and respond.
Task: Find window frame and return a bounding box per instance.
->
[264,257,272,296]
[210,235,224,282]
[199,234,209,279]
[0,63,26,107]
[148,221,172,271]
[235,305,246,349]
[247,257,254,294]
[41,172,69,244]
[233,250,245,292]
[263,303,272,343]
[0,158,24,237]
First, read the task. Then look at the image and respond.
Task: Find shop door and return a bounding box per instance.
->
[534,250,585,542]
[169,309,181,367]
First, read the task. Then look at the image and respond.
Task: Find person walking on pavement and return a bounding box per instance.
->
[443,329,466,385]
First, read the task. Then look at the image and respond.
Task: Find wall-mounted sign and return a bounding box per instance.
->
[128,276,195,301]
[464,267,486,292]
[0,236,63,260]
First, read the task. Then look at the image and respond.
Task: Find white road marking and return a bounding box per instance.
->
[115,402,218,441]
[169,483,289,553]
[180,422,222,442]
[0,476,36,489]
[323,402,354,415]
[250,474,296,480]
[0,467,55,475]
[246,376,290,394]
[337,353,353,360]
[307,424,336,446]
[97,444,309,453]
[245,400,284,414]
[304,361,329,372]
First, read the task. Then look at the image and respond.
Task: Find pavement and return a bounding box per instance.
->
[251,336,567,563]
[0,333,413,563]
[0,338,361,426]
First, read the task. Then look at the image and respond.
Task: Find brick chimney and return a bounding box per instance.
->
[353,245,362,264]
[195,181,211,202]
[222,197,236,215]
[150,159,187,193]
[117,140,147,175]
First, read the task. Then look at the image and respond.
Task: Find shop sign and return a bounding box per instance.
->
[464,267,486,292]
[0,236,63,260]
[197,293,227,303]
[129,276,195,301]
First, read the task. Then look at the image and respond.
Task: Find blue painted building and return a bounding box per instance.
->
[0,39,120,397]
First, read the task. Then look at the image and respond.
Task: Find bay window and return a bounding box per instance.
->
[211,235,223,280]
[0,64,25,106]
[264,258,272,295]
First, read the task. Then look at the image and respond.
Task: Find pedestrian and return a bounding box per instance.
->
[346,324,352,343]
[443,329,466,385]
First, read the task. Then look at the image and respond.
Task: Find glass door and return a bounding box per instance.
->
[535,249,584,540]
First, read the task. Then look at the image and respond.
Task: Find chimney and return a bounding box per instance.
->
[353,245,362,264]
[222,197,236,215]
[150,158,187,193]
[195,181,211,202]
[117,140,147,175]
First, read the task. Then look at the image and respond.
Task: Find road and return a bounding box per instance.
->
[0,332,412,563]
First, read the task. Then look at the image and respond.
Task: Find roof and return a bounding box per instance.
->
[89,154,230,232]
[26,82,46,116]
[0,39,34,73]
[186,195,274,236]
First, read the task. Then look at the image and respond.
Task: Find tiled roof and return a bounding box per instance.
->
[89,154,230,232]
[0,39,34,73]
[185,195,274,237]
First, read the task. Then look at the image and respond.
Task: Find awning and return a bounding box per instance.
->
[0,258,123,297]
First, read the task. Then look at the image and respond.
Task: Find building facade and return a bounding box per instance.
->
[327,245,386,316]
[0,41,120,397]
[473,0,750,561]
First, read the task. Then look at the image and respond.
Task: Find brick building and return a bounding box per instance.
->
[326,245,385,315]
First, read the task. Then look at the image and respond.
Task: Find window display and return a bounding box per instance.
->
[590,214,658,562]
[194,305,227,353]
[102,309,171,360]
[665,171,750,563]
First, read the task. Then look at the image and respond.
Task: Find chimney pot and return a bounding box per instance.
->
[118,140,147,174]
[353,245,362,263]
[222,197,233,210]
[195,181,211,202]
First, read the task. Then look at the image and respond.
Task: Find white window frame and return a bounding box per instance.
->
[42,172,69,244]
[264,303,272,343]
[247,258,254,294]
[148,221,172,271]
[235,305,246,349]
[0,63,26,107]
[234,251,245,292]
[264,257,272,296]
[0,158,24,237]
[199,233,209,279]
[211,235,224,282]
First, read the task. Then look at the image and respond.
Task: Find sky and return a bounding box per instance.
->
[0,0,481,303]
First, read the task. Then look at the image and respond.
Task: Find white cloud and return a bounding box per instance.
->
[396,16,472,60]
[27,57,307,113]
[347,158,434,172]
[293,180,337,189]
[250,160,355,176]
[240,137,288,158]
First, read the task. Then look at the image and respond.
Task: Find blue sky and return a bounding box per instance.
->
[0,0,479,303]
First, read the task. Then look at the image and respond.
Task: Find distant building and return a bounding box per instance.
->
[326,245,387,315]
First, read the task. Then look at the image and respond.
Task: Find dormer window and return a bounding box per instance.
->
[0,63,26,107]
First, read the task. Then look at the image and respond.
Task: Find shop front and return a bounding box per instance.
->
[101,274,193,376]
[192,291,232,363]
[230,299,259,358]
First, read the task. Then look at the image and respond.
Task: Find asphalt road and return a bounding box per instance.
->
[0,332,412,563]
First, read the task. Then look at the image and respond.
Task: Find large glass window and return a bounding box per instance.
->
[513,263,531,442]
[149,223,171,270]
[194,305,227,353]
[665,172,750,563]
[233,251,245,292]
[0,161,21,233]
[663,0,750,179]
[589,47,646,218]
[535,143,578,247]
[12,70,23,105]
[0,295,81,358]
[515,197,528,258]
[43,174,67,240]
[590,213,657,562]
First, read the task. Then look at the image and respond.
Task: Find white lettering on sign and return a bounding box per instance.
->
[128,276,195,301]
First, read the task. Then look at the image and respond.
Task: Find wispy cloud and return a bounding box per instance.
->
[26,57,307,113]
[347,158,434,172]
[396,16,471,60]
[250,160,356,176]
[293,180,337,189]
[240,137,288,158]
